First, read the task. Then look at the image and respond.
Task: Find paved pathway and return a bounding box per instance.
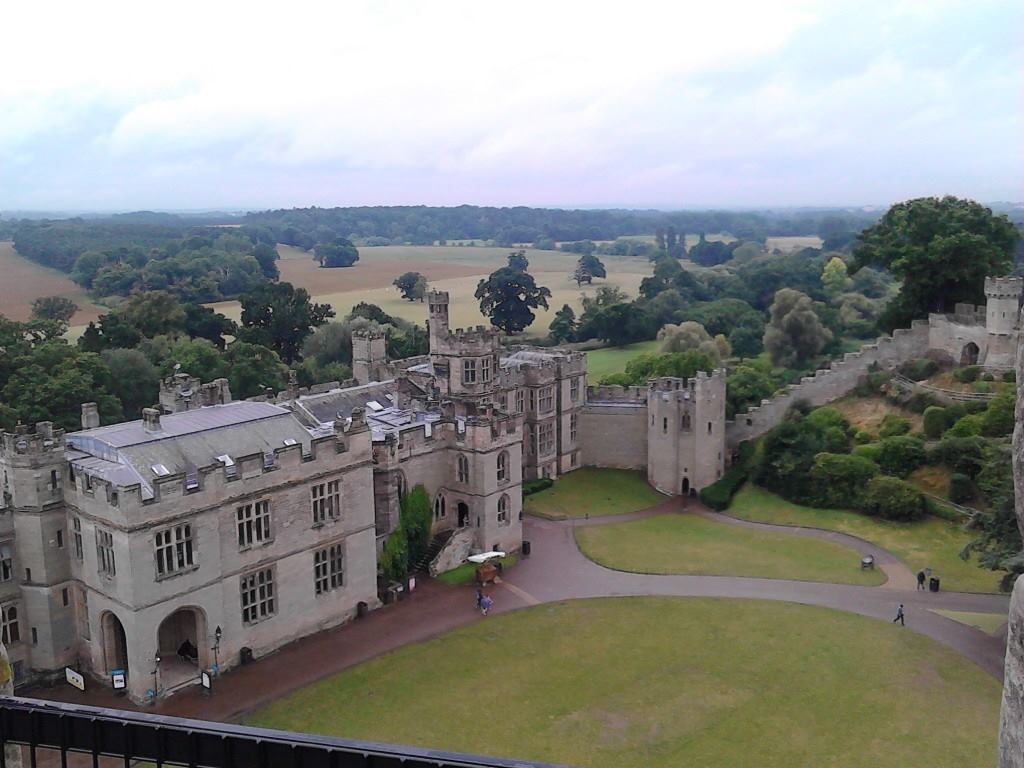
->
[22,498,1011,724]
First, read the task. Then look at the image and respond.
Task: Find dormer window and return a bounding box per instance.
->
[151,464,170,478]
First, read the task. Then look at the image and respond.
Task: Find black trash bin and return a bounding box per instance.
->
[929,577,940,593]
[357,600,369,618]
[240,646,253,665]
[521,540,531,557]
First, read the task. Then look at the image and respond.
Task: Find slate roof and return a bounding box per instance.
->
[294,381,397,425]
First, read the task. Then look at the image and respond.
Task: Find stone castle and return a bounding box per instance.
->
[0,280,1019,704]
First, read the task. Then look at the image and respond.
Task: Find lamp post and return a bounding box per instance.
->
[212,625,222,677]
[153,651,162,699]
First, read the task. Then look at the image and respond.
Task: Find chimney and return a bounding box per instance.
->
[142,408,161,433]
[81,403,100,430]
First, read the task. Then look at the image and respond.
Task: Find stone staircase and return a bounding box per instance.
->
[413,530,454,574]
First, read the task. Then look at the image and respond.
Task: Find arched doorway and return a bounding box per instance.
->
[157,607,207,692]
[101,612,129,677]
[960,342,980,366]
[457,502,470,528]
[681,477,690,495]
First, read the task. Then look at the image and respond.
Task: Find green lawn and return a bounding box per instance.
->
[524,468,663,519]
[436,555,519,585]
[576,514,885,585]
[584,340,661,382]
[728,485,1003,593]
[931,609,1009,635]
[247,598,1000,768]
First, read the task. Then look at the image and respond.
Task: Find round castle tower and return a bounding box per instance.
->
[983,276,1022,370]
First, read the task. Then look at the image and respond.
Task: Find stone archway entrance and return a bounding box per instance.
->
[457,502,470,528]
[960,342,980,366]
[682,477,690,495]
[157,607,207,693]
[101,612,129,677]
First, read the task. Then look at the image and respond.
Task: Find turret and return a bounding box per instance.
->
[159,372,232,413]
[352,328,388,385]
[985,276,1023,335]
[427,290,450,353]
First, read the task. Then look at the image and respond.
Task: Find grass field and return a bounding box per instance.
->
[584,339,662,382]
[0,241,106,324]
[931,609,1008,635]
[765,235,823,251]
[524,468,663,519]
[830,394,924,435]
[436,555,519,585]
[576,513,886,585]
[728,485,1002,593]
[247,597,1000,768]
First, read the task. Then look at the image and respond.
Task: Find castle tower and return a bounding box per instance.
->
[983,276,1023,369]
[352,328,388,385]
[159,372,232,413]
[428,290,450,354]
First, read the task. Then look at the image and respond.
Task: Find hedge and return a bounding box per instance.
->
[953,365,981,383]
[876,435,926,478]
[860,476,926,521]
[699,441,754,511]
[922,406,949,439]
[878,413,911,438]
[899,358,938,381]
[522,478,554,496]
[809,452,879,509]
[948,473,973,504]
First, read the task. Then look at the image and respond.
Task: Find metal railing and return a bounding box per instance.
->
[0,696,565,768]
[890,374,995,402]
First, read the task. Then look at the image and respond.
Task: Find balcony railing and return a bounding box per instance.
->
[0,696,565,768]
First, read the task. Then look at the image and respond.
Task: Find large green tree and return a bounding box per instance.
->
[30,296,79,326]
[853,196,1019,329]
[763,288,833,367]
[314,238,360,268]
[548,304,577,344]
[101,348,160,419]
[393,271,428,301]
[238,282,335,362]
[475,266,551,335]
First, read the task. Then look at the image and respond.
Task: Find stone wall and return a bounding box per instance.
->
[578,404,647,470]
[726,321,931,450]
[429,528,475,577]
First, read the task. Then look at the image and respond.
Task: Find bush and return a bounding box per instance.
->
[904,392,937,413]
[945,413,984,438]
[753,418,827,503]
[964,400,989,414]
[981,389,1015,437]
[949,473,973,504]
[1003,369,1016,383]
[810,453,879,509]
[806,406,850,433]
[946,402,968,421]
[853,443,883,464]
[928,436,990,478]
[823,426,851,453]
[899,358,938,381]
[699,442,754,511]
[922,406,949,439]
[853,429,874,445]
[953,366,981,383]
[523,478,554,496]
[974,380,990,394]
[860,476,926,521]
[876,435,926,478]
[878,413,911,438]
[980,372,995,382]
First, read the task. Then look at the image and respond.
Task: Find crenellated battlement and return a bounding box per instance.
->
[985,276,1024,299]
[1,423,66,459]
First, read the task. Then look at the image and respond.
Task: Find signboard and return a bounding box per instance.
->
[111,668,126,691]
[407,576,416,592]
[65,667,85,691]
[201,671,211,690]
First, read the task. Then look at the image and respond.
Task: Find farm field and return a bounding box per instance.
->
[248,597,1000,768]
[765,235,823,251]
[0,241,106,324]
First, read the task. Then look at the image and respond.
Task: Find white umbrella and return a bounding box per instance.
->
[467,551,506,564]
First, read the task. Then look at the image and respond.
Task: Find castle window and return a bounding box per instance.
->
[497,494,510,525]
[457,454,470,483]
[681,413,691,431]
[434,495,446,519]
[570,414,578,443]
[516,390,525,413]
[1,603,20,645]
[314,543,345,595]
[708,421,713,435]
[49,469,59,491]
[76,587,89,640]
[96,529,116,577]
[538,423,555,456]
[539,387,554,413]
[530,390,536,411]
[481,356,492,383]
[570,377,580,403]
[61,587,69,607]
[462,359,477,385]
[55,529,63,549]
[0,542,12,582]
[72,518,83,560]
[240,568,275,625]
[497,451,509,482]
[663,418,668,434]
[311,480,341,525]
[237,500,272,548]
[155,523,194,578]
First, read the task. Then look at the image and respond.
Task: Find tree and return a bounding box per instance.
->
[725,363,778,418]
[314,238,360,268]
[657,321,730,362]
[507,250,530,271]
[753,413,827,503]
[853,197,1019,329]
[117,291,187,338]
[475,266,551,335]
[30,296,78,326]
[578,253,606,279]
[821,256,850,298]
[601,350,715,385]
[160,338,227,382]
[548,305,577,344]
[222,341,289,399]
[572,264,593,286]
[688,233,733,266]
[252,243,280,280]
[393,271,428,301]
[762,288,833,367]
[810,453,879,509]
[238,282,335,362]
[183,303,237,349]
[101,348,160,419]
[580,303,656,346]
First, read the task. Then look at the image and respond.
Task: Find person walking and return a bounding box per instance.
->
[480,594,493,616]
[893,603,905,626]
[475,589,484,610]
[916,570,926,591]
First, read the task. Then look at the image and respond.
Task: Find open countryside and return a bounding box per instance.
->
[0,241,106,324]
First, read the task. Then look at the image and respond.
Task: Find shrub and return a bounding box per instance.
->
[922,406,949,439]
[904,392,937,413]
[753,418,827,503]
[867,370,890,391]
[853,443,883,464]
[964,400,989,414]
[699,441,753,511]
[980,372,995,382]
[853,429,874,445]
[945,413,984,438]
[946,402,968,421]
[953,366,981,383]
[974,380,990,394]
[981,389,1015,437]
[810,453,879,509]
[928,436,990,478]
[876,435,926,478]
[878,413,911,439]
[948,473,974,504]
[860,476,926,521]
[523,478,554,496]
[823,426,850,453]
[806,406,850,433]
[1003,369,1016,383]
[899,358,938,381]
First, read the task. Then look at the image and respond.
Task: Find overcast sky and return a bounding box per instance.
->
[1,0,1020,212]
